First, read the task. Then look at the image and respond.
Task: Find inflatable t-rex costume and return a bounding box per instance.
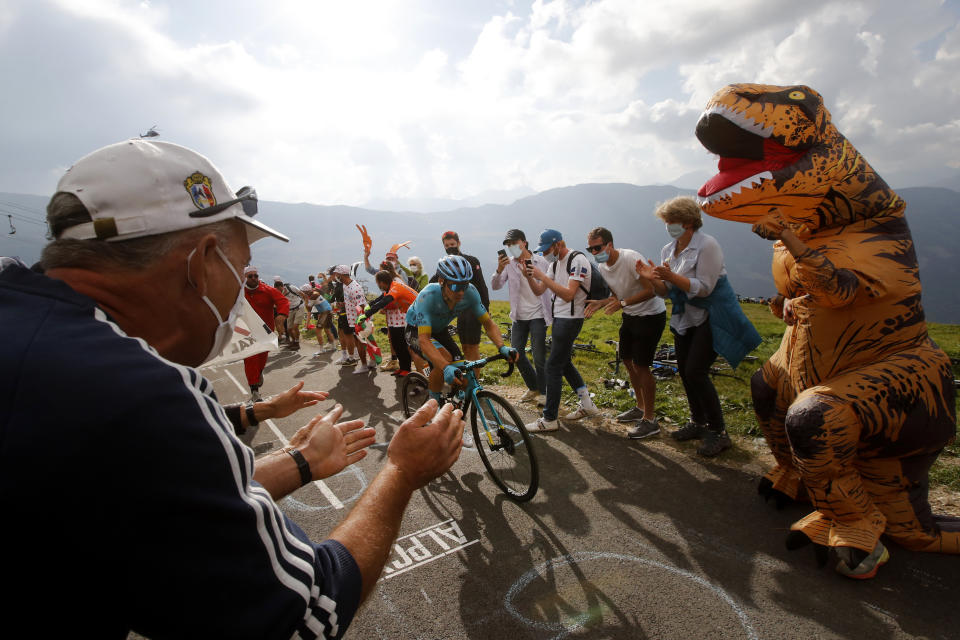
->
[694,83,958,578]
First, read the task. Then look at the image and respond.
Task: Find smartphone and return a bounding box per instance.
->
[524,259,532,268]
[497,249,507,260]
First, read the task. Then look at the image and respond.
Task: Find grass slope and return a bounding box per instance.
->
[470,300,960,491]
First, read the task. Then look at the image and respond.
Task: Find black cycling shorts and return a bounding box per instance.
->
[404,324,463,361]
[337,314,351,333]
[619,311,667,367]
[456,310,482,346]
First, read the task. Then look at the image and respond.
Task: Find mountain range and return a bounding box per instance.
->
[2,183,958,323]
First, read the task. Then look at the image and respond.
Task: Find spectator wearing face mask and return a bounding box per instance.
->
[402,256,427,291]
[491,229,552,406]
[584,227,666,440]
[429,231,490,361]
[522,229,601,433]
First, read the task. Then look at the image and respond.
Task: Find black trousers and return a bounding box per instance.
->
[672,321,725,431]
[388,326,412,371]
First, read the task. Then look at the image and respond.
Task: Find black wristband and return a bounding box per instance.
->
[244,402,259,427]
[285,448,312,487]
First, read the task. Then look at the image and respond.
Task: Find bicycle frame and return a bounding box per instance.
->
[444,353,515,449]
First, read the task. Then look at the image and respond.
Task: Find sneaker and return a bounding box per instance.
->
[835,542,889,580]
[381,359,398,371]
[333,354,347,364]
[391,369,411,377]
[520,389,540,402]
[697,429,732,457]
[628,419,660,439]
[616,406,645,423]
[564,403,601,420]
[526,417,559,433]
[671,421,706,442]
[353,364,370,374]
[536,394,546,407]
[339,357,358,367]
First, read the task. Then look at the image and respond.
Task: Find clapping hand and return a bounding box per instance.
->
[652,261,674,282]
[635,258,658,281]
[289,404,376,480]
[265,381,328,419]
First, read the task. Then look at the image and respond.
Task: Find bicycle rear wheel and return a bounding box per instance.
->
[470,390,539,502]
[401,371,430,417]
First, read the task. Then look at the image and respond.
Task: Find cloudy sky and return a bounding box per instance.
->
[1,0,957,207]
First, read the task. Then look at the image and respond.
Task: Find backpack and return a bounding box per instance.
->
[550,250,611,315]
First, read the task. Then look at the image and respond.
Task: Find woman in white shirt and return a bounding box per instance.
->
[640,196,731,457]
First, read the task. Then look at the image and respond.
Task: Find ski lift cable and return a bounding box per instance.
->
[0,209,46,226]
[0,199,44,216]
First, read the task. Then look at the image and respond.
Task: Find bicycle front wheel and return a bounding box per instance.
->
[470,390,539,502]
[401,371,430,418]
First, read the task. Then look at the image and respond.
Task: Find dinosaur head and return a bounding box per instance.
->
[695,83,899,232]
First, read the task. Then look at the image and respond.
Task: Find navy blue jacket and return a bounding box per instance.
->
[0,259,360,639]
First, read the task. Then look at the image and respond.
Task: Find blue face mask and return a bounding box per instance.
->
[544,251,558,264]
[666,223,685,239]
[594,250,609,263]
[506,244,523,259]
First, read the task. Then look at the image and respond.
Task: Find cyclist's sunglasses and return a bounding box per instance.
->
[189,186,258,219]
[445,280,470,292]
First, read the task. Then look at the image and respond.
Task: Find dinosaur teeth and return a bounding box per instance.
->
[702,105,774,138]
[699,171,773,206]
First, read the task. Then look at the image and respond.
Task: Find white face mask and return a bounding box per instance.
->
[188,246,244,365]
[506,243,523,259]
[666,223,686,239]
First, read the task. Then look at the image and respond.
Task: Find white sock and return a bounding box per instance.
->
[341,349,349,358]
[576,386,596,408]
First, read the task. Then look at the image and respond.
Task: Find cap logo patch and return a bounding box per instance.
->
[184,171,217,210]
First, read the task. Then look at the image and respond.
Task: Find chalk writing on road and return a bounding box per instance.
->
[383,518,479,580]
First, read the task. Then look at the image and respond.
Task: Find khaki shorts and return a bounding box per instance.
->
[287,306,305,329]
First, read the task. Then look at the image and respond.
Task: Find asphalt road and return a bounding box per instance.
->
[202,343,960,640]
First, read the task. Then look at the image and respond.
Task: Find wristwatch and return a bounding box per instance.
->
[619,299,626,308]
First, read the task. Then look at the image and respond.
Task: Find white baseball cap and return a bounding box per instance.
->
[55,139,288,245]
[333,264,350,275]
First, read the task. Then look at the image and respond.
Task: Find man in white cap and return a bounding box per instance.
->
[0,139,465,638]
[333,264,372,374]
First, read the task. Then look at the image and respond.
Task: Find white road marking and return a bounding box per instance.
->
[504,551,758,640]
[382,518,479,580]
[223,369,343,509]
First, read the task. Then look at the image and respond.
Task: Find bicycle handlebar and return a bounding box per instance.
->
[453,352,515,379]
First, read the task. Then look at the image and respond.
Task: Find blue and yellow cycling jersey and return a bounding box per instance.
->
[405,282,489,335]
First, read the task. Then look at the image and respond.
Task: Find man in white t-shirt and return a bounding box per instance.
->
[492,229,552,406]
[585,227,667,439]
[523,229,600,433]
[274,277,311,351]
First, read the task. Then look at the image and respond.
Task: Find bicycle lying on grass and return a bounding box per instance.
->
[400,353,539,502]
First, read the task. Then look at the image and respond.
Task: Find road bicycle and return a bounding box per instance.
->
[400,352,539,502]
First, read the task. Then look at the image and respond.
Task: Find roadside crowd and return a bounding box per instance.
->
[0,139,757,639]
[251,198,759,459]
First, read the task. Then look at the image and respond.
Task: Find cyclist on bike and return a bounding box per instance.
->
[405,255,518,402]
